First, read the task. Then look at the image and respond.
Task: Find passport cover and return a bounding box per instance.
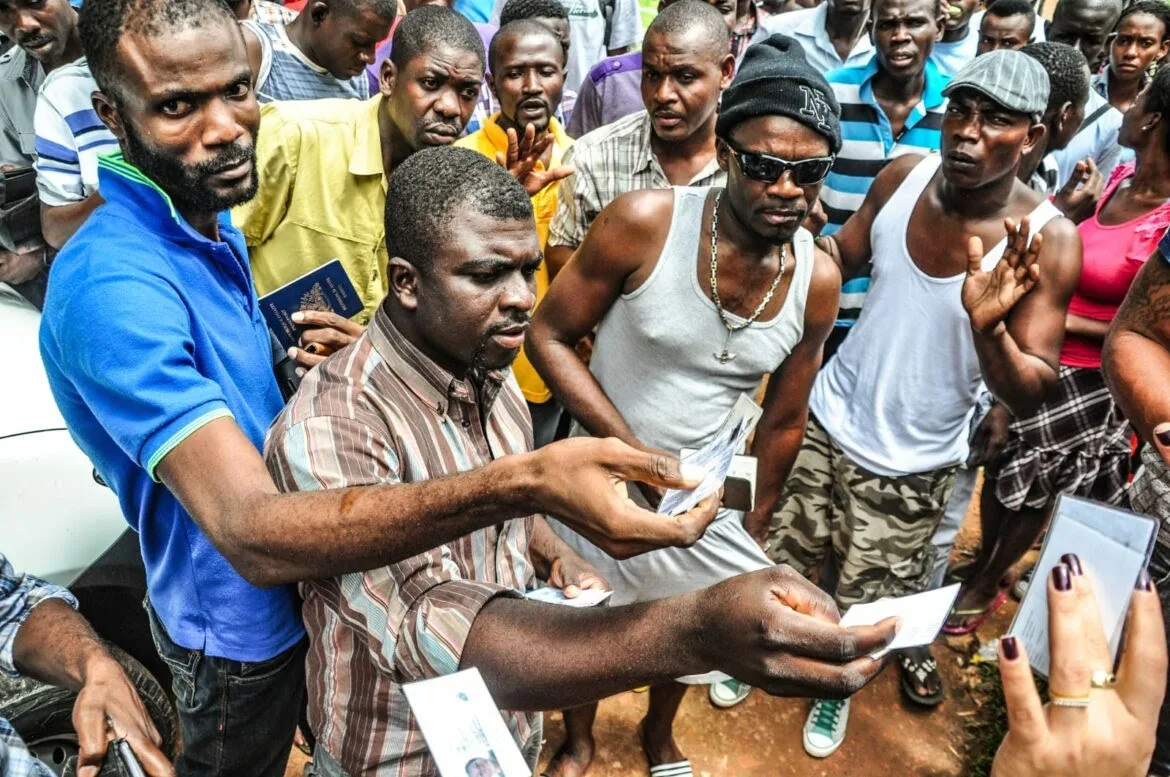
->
[259,258,363,352]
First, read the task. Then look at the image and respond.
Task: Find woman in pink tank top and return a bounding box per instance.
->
[947,67,1170,634]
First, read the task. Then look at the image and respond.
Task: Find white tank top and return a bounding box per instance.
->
[809,155,1062,476]
[583,186,816,454]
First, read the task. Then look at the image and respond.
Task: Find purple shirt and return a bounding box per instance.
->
[567,51,643,139]
[366,21,496,95]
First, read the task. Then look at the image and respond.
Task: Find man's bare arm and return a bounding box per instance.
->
[41,194,103,250]
[462,565,896,711]
[1103,253,1170,442]
[527,190,675,451]
[545,244,575,281]
[157,419,716,587]
[973,218,1081,417]
[742,249,840,544]
[815,154,922,280]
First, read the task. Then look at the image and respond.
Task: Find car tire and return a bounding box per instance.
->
[0,643,178,776]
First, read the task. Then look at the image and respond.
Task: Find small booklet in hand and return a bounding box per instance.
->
[258,258,363,352]
[1008,494,1157,678]
[658,394,763,516]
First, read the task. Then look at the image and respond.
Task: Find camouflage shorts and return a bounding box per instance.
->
[767,415,958,607]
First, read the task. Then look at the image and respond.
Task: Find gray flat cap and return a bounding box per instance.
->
[942,49,1051,117]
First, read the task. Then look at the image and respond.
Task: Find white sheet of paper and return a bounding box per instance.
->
[838,584,961,659]
[401,669,530,777]
[1008,495,1156,678]
[524,587,613,607]
[658,394,763,516]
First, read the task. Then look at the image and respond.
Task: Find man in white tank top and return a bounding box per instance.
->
[528,34,853,777]
[768,50,1084,757]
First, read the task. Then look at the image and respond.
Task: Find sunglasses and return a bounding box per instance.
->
[724,142,835,186]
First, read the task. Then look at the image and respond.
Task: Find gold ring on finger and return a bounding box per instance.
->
[1049,692,1092,708]
[1090,669,1117,689]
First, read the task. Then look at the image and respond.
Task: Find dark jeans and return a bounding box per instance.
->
[1149,535,1170,776]
[147,605,306,777]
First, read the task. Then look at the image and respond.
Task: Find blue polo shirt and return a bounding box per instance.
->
[822,58,950,329]
[39,151,303,662]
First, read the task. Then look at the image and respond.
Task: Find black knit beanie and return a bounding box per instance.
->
[715,33,842,155]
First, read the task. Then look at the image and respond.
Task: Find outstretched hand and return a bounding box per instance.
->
[963,217,1042,336]
[991,561,1165,777]
[496,124,574,197]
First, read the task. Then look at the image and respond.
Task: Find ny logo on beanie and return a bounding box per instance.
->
[798,85,833,136]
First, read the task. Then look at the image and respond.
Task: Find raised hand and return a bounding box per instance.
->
[1054,158,1103,223]
[963,217,1042,336]
[495,124,574,197]
[991,561,1165,777]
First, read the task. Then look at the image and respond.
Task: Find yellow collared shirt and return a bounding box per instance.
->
[233,96,389,325]
[455,113,572,405]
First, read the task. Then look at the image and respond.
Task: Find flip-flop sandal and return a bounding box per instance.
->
[649,763,694,777]
[898,649,944,707]
[942,590,1008,636]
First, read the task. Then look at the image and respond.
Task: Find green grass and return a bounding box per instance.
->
[964,662,1049,776]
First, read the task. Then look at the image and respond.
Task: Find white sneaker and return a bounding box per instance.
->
[802,697,850,758]
[708,678,751,708]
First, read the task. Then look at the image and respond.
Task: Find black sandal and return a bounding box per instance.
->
[898,646,945,707]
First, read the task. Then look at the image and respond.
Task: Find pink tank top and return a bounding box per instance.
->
[1061,163,1170,369]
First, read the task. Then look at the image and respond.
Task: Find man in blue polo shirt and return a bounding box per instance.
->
[819,0,949,360]
[37,3,724,774]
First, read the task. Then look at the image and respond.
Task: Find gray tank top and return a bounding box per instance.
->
[583,186,816,454]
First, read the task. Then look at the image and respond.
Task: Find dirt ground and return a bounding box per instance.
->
[284,475,1023,777]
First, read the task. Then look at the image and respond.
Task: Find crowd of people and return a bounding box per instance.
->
[1,0,1170,773]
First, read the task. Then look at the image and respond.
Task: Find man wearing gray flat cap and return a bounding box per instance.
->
[767,49,1084,758]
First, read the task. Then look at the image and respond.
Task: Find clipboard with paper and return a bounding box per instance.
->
[1007,494,1158,678]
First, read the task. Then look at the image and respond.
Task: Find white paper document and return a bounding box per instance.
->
[1008,495,1157,678]
[524,586,613,607]
[401,669,530,777]
[839,584,961,659]
[658,394,763,516]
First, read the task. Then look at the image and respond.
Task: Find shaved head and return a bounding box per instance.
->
[645,0,730,55]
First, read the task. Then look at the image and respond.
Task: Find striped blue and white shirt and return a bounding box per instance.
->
[0,553,77,777]
[254,22,370,103]
[32,58,118,207]
[822,58,950,329]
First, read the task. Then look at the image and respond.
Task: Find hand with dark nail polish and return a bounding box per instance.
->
[1001,635,1019,661]
[1053,564,1072,592]
[1137,568,1153,592]
[1060,554,1083,576]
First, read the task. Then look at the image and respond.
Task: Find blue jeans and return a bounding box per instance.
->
[147,604,306,777]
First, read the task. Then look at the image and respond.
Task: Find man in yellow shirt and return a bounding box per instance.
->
[233,6,485,339]
[456,19,573,445]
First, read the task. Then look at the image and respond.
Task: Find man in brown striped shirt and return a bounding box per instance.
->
[264,147,900,776]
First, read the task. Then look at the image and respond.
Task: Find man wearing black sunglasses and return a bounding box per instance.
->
[528,34,845,776]
[768,50,1083,756]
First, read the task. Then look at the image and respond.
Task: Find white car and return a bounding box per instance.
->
[0,287,177,775]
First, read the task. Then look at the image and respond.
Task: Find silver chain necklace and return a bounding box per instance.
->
[709,191,786,364]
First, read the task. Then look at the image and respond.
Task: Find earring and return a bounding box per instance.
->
[1149,60,1159,78]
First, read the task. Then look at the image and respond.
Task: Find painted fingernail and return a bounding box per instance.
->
[1060,553,1083,576]
[1053,564,1072,592]
[1156,425,1170,446]
[1138,568,1153,591]
[1001,636,1019,661]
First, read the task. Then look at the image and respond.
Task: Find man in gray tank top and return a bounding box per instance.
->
[528,34,847,777]
[768,50,1084,758]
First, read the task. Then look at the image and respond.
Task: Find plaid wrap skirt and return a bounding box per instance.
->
[989,365,1132,511]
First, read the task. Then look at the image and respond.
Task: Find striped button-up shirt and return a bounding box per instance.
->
[822,58,950,329]
[264,308,538,777]
[548,110,726,250]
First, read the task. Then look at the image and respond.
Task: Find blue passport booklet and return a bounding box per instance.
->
[259,259,363,352]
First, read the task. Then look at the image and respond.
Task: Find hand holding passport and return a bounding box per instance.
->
[259,259,364,353]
